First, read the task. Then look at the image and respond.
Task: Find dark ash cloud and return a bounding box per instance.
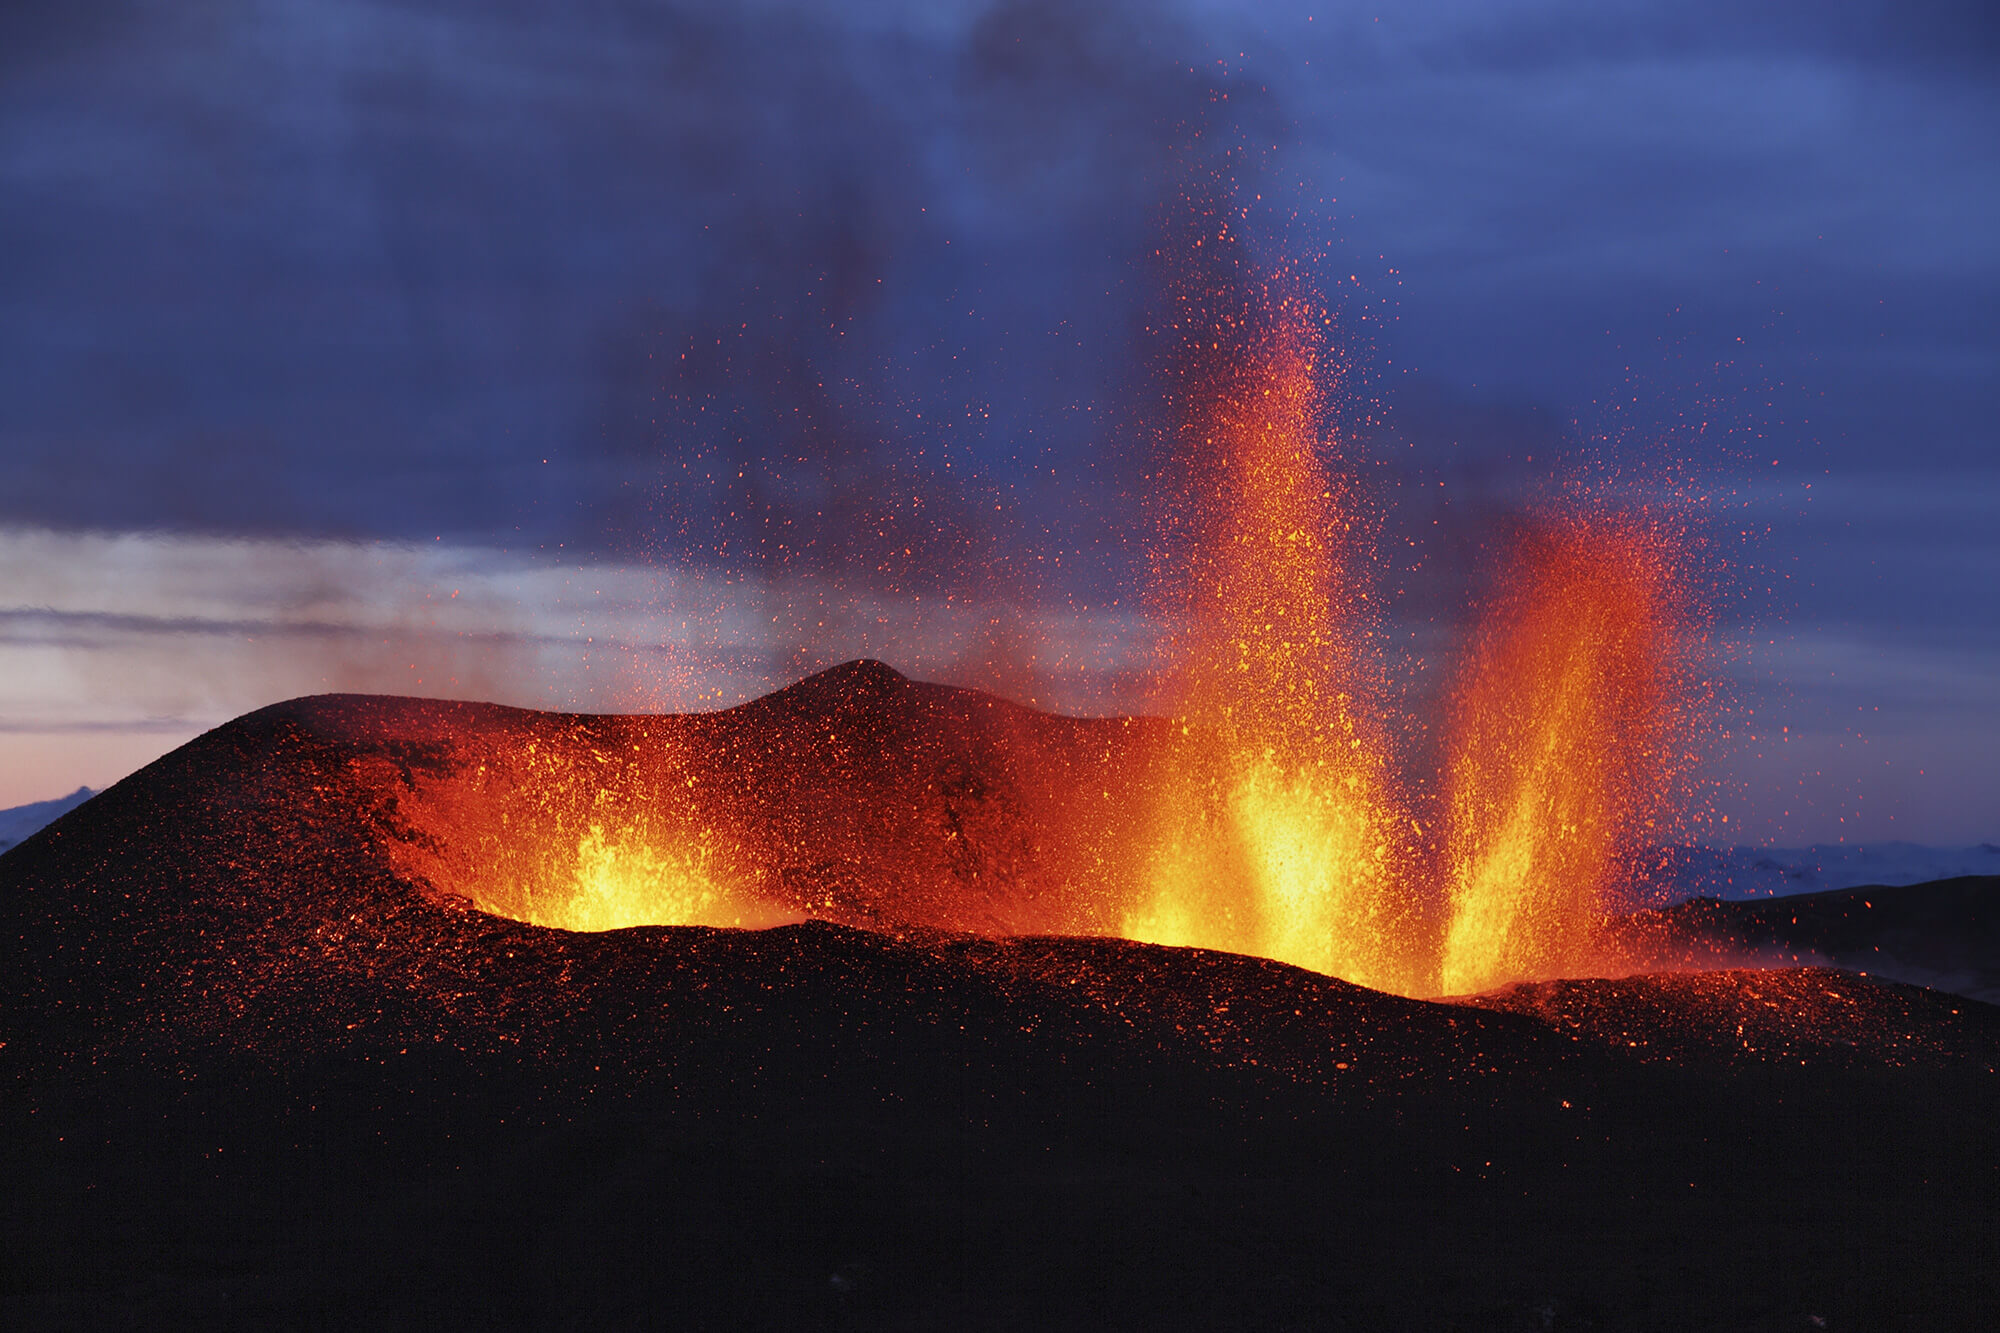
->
[0,0,1276,603]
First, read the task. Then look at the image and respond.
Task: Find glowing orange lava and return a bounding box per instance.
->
[371,721,798,932]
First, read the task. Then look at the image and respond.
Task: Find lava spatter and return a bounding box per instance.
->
[1438,517,1694,995]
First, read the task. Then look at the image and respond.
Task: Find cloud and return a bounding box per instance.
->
[0,0,1276,590]
[1302,1,2000,80]
[0,523,1167,805]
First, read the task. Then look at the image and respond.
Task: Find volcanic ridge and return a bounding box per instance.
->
[2,663,1995,1329]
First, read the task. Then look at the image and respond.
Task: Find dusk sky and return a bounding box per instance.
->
[3,0,1995,843]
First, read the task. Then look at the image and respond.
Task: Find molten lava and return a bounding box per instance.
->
[366,719,795,933]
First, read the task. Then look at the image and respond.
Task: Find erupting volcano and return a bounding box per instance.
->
[357,225,1703,1007]
[5,655,1994,1327]
[4,214,1994,1333]
[10,2,1997,1324]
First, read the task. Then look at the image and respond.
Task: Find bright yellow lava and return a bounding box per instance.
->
[379,736,799,934]
[534,823,741,932]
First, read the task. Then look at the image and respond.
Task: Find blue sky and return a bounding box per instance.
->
[1,0,1994,840]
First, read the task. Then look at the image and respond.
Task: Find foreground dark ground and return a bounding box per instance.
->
[6,961,1993,1331]
[3,668,1995,1329]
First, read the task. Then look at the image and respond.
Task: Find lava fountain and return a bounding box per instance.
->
[362,716,793,932]
[1437,518,1694,995]
[1121,248,1423,995]
[1112,208,1700,998]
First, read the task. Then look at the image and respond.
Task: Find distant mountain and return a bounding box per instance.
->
[1644,840,2000,903]
[0,786,94,854]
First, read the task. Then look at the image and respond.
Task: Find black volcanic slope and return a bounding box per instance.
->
[2,664,1996,1330]
[1609,879,2000,1005]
